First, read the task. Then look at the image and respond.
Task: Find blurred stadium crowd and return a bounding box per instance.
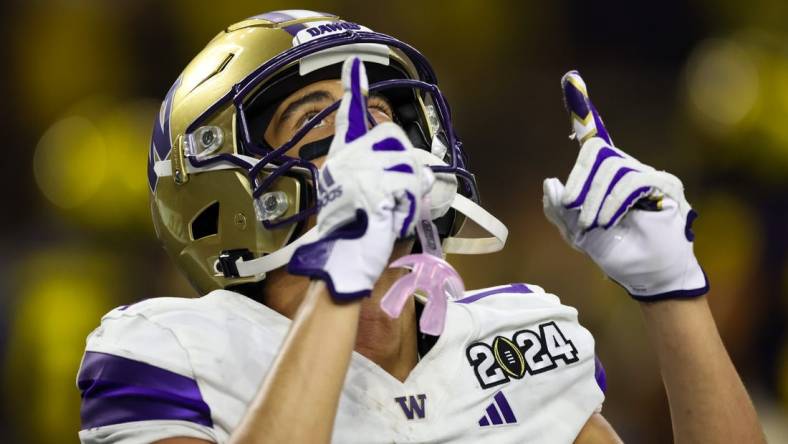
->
[0,1,786,442]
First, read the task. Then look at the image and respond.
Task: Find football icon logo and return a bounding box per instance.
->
[492,336,526,379]
[467,323,579,389]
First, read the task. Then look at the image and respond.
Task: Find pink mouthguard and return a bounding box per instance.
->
[380,196,465,335]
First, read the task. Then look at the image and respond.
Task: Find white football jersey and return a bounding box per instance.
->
[77,283,605,443]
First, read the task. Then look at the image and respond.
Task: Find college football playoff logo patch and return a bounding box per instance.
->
[466,321,579,389]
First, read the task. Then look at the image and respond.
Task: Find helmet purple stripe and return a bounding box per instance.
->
[147,140,157,191]
[283,23,307,36]
[253,11,297,23]
[148,76,181,191]
[252,11,310,36]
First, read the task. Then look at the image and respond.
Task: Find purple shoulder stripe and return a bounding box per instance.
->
[455,283,532,304]
[77,351,212,429]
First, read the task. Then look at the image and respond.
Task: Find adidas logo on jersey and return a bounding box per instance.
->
[478,391,517,427]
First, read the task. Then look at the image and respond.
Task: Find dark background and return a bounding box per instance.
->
[0,1,786,442]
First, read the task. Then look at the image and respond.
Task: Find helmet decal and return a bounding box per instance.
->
[300,22,363,40]
[148,75,181,191]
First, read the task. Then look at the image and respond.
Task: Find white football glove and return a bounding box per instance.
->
[542,71,708,301]
[288,57,433,301]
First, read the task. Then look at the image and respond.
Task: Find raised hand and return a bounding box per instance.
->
[542,71,708,300]
[288,56,433,301]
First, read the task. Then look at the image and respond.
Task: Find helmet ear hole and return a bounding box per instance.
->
[191,201,220,240]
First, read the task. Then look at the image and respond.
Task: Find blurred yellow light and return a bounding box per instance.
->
[758,55,788,150]
[33,116,107,209]
[34,99,159,232]
[779,339,788,409]
[3,250,119,444]
[12,3,129,123]
[692,193,760,331]
[693,193,759,274]
[685,31,788,180]
[84,99,159,230]
[685,38,759,132]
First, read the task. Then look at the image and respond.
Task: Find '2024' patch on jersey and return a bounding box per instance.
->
[466,321,579,389]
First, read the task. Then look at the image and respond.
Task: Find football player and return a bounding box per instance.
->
[76,10,763,443]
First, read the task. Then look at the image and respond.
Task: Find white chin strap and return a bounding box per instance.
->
[233,192,507,278]
[155,154,508,280]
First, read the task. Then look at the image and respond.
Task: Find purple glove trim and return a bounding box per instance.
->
[345,58,367,143]
[399,190,416,239]
[384,163,414,173]
[685,209,698,242]
[588,100,612,145]
[372,137,406,151]
[562,70,612,145]
[616,269,710,301]
[593,166,637,224]
[603,185,652,229]
[287,209,373,301]
[566,147,623,209]
[563,75,590,119]
[594,355,607,394]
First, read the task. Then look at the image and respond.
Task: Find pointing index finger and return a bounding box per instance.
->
[561,70,612,147]
[333,56,369,148]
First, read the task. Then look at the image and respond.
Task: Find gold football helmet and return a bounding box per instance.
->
[148,10,507,294]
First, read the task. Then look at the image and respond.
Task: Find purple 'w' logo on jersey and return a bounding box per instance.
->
[394,394,426,420]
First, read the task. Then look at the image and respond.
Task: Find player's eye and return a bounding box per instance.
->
[293,96,393,131]
[369,96,394,121]
[296,109,328,131]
